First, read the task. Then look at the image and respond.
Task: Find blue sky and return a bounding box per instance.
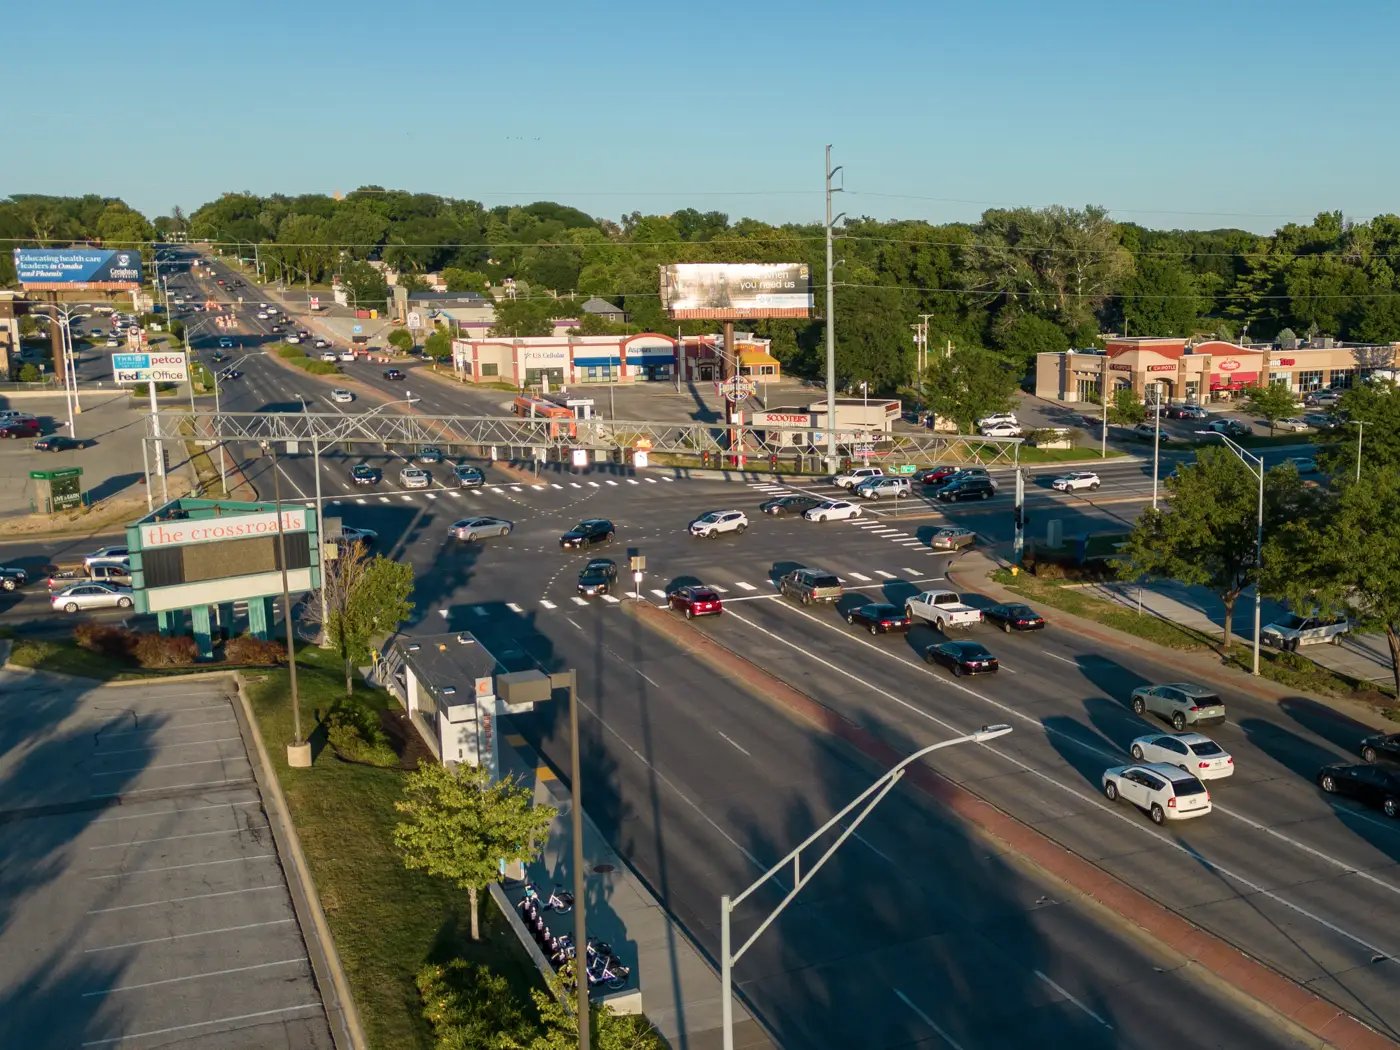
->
[8,0,1398,234]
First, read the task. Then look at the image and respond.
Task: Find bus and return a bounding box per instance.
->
[513,396,577,438]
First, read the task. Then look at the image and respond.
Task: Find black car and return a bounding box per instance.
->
[219,369,243,380]
[0,566,29,592]
[560,519,616,550]
[982,603,1045,632]
[925,640,999,676]
[33,435,87,452]
[1360,732,1400,765]
[760,494,822,516]
[935,477,995,502]
[1317,763,1400,819]
[351,465,383,486]
[577,558,618,596]
[845,603,912,635]
[384,368,406,380]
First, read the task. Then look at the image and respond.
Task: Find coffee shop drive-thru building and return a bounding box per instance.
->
[1035,336,1400,404]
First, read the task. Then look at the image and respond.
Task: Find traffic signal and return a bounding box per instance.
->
[770,454,779,471]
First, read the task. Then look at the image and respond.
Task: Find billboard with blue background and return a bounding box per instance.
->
[13,248,143,289]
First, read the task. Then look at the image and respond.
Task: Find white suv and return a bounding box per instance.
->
[1102,762,1212,824]
[834,467,883,489]
[854,476,911,500]
[690,510,748,538]
[1052,471,1101,492]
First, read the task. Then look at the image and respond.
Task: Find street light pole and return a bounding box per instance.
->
[546,669,590,1049]
[1350,419,1368,483]
[266,440,308,765]
[1151,385,1162,510]
[1100,357,1109,459]
[719,724,1014,1050]
[1198,431,1265,675]
[824,145,844,473]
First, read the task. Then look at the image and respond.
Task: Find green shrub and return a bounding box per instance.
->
[301,359,340,375]
[17,363,42,383]
[326,701,399,767]
[74,623,136,661]
[276,344,302,359]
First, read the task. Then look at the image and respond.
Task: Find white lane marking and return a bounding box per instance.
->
[91,757,241,778]
[1041,650,1079,666]
[93,800,261,824]
[571,596,589,606]
[588,481,600,488]
[894,989,966,1050]
[507,602,525,613]
[874,570,897,578]
[87,885,279,913]
[551,483,563,489]
[637,669,662,688]
[605,479,619,486]
[95,718,236,738]
[379,497,390,503]
[86,918,293,953]
[904,567,924,575]
[571,482,582,488]
[471,607,489,617]
[650,589,668,598]
[533,484,546,490]
[662,477,673,481]
[96,735,241,756]
[355,498,366,505]
[1034,970,1113,1029]
[510,486,523,492]
[717,731,751,756]
[726,605,1400,961]
[426,492,438,500]
[646,477,658,483]
[734,581,758,592]
[601,594,621,604]
[627,478,640,485]
[399,494,414,502]
[490,486,504,492]
[540,600,557,610]
[449,490,463,497]
[82,957,306,995]
[79,1003,324,1047]
[847,572,872,581]
[90,825,268,850]
[710,585,730,592]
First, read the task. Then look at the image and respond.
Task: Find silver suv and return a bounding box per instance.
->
[1131,683,1226,730]
[778,568,843,605]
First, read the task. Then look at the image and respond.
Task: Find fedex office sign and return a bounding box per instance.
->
[140,509,307,549]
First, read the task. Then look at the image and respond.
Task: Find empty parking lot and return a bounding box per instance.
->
[0,671,335,1049]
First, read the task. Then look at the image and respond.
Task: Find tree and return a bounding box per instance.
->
[1118,448,1302,651]
[442,267,490,294]
[996,314,1068,375]
[387,327,415,355]
[416,960,530,1049]
[522,976,667,1049]
[922,348,1017,433]
[338,259,390,311]
[1107,387,1145,426]
[1241,382,1300,435]
[424,328,453,366]
[1316,381,1400,477]
[394,763,556,941]
[314,543,414,696]
[1115,256,1204,337]
[17,363,41,383]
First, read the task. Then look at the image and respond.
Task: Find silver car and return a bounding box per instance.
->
[51,582,134,613]
[400,467,432,489]
[449,516,513,541]
[1131,683,1227,730]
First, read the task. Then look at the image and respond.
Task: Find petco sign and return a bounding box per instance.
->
[140,509,307,549]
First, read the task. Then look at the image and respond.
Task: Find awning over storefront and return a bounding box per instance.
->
[1209,371,1259,388]
[739,348,781,371]
[573,356,621,367]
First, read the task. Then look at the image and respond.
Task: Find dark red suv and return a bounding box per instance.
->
[667,586,723,619]
[0,418,40,438]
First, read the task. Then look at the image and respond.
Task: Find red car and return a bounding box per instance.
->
[667,586,723,619]
[0,419,40,438]
[918,465,959,486]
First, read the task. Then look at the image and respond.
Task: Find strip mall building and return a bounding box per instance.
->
[1035,336,1400,404]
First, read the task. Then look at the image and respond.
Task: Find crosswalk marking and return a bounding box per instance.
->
[507,602,524,613]
[645,478,658,483]
[551,483,563,489]
[883,532,911,537]
[875,570,896,578]
[600,594,621,604]
[661,477,673,482]
[355,498,367,505]
[904,567,923,575]
[510,486,523,492]
[449,490,463,497]
[627,478,639,485]
[426,492,438,499]
[900,539,925,546]
[588,481,600,488]
[399,494,414,502]
[540,599,557,609]
[649,589,667,598]
[846,572,872,581]
[379,497,391,503]
[605,480,618,486]
[734,581,757,591]
[570,482,582,488]
[533,484,546,490]
[471,607,489,617]
[571,596,589,606]
[711,585,730,592]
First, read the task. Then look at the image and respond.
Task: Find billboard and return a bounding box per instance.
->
[14,248,144,290]
[140,509,307,550]
[660,263,813,320]
[111,351,189,384]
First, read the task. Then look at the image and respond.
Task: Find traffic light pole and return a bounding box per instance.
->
[1013,468,1026,561]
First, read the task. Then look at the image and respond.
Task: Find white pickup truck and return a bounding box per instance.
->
[1261,613,1351,651]
[904,590,983,631]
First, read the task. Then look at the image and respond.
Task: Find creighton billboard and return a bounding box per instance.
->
[14,248,144,290]
[660,263,813,320]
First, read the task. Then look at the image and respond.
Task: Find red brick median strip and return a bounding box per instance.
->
[622,601,1397,1050]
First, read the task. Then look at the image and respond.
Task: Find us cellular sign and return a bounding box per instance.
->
[14,248,144,290]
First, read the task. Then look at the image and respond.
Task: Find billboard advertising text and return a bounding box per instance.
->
[660,263,813,319]
[13,248,144,290]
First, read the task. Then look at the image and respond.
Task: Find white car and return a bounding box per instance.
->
[803,499,862,522]
[332,526,378,548]
[50,582,134,613]
[976,412,1018,429]
[690,510,749,538]
[339,350,356,362]
[1052,471,1101,492]
[105,336,120,347]
[1129,733,1234,781]
[834,467,883,489]
[400,467,431,489]
[256,312,269,320]
[314,339,330,349]
[331,389,354,403]
[1102,763,1213,824]
[980,422,1022,438]
[286,334,302,344]
[319,351,338,363]
[1276,417,1311,432]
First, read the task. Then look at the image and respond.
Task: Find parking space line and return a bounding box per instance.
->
[86,918,294,953]
[91,776,255,798]
[78,1002,324,1046]
[94,800,261,824]
[90,825,269,850]
[82,956,306,996]
[102,702,228,714]
[95,735,242,757]
[87,853,277,880]
[92,757,241,777]
[87,885,280,913]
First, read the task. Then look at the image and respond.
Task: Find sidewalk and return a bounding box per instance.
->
[498,731,774,1050]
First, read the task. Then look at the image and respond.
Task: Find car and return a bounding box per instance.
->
[1260,612,1350,650]
[270,324,283,333]
[1102,763,1213,824]
[319,351,338,363]
[976,412,1018,429]
[1361,732,1400,765]
[331,389,354,403]
[105,336,120,347]
[1130,732,1234,780]
[915,466,959,486]
[560,519,615,550]
[453,465,486,488]
[83,546,128,568]
[449,516,514,541]
[980,422,1022,438]
[690,510,749,538]
[845,602,912,635]
[210,351,228,363]
[1304,390,1342,407]
[760,494,822,516]
[1051,471,1101,492]
[0,410,34,422]
[803,499,862,522]
[417,447,444,464]
[314,339,329,349]
[33,435,87,452]
[576,558,618,596]
[1130,682,1226,730]
[924,640,998,676]
[1275,417,1311,432]
[935,477,995,502]
[778,568,843,605]
[1132,421,1177,442]
[340,351,356,362]
[286,334,302,344]
[218,369,243,380]
[906,589,981,629]
[256,312,269,320]
[1,418,41,439]
[854,476,911,500]
[333,526,378,549]
[1317,763,1400,819]
[943,467,998,490]
[981,602,1045,632]
[1288,456,1319,474]
[1204,419,1250,439]
[384,368,406,380]
[928,526,977,551]
[833,466,883,489]
[1302,412,1339,430]
[667,585,723,619]
[400,467,431,489]
[350,465,383,486]
[218,337,233,348]
[50,581,134,613]
[0,566,30,592]
[266,305,279,314]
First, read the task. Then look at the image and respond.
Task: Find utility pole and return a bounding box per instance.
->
[824,145,844,472]
[1013,468,1026,561]
[1100,357,1109,459]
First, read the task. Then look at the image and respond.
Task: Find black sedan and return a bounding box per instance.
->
[760,494,822,517]
[560,519,615,550]
[924,640,999,676]
[1361,732,1400,765]
[577,558,618,596]
[384,368,406,380]
[845,602,912,635]
[0,566,29,592]
[33,435,88,452]
[218,368,243,380]
[350,465,383,486]
[1317,763,1400,819]
[982,603,1046,633]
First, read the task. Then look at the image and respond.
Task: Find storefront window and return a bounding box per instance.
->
[1076,377,1098,401]
[1269,372,1291,388]
[480,363,499,377]
[1296,369,1323,391]
[1328,368,1355,389]
[524,367,565,386]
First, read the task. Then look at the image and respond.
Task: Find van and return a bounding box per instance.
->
[778,568,843,605]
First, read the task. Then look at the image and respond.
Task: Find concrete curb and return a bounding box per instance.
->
[619,601,1397,1050]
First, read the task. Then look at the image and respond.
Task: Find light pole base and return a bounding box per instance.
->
[286,741,312,768]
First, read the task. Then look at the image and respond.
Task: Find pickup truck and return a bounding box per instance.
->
[1261,613,1351,651]
[904,590,982,631]
[47,563,133,591]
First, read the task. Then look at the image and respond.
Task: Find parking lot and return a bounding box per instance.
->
[0,672,334,1049]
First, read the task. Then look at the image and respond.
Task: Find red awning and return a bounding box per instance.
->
[1210,371,1259,388]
